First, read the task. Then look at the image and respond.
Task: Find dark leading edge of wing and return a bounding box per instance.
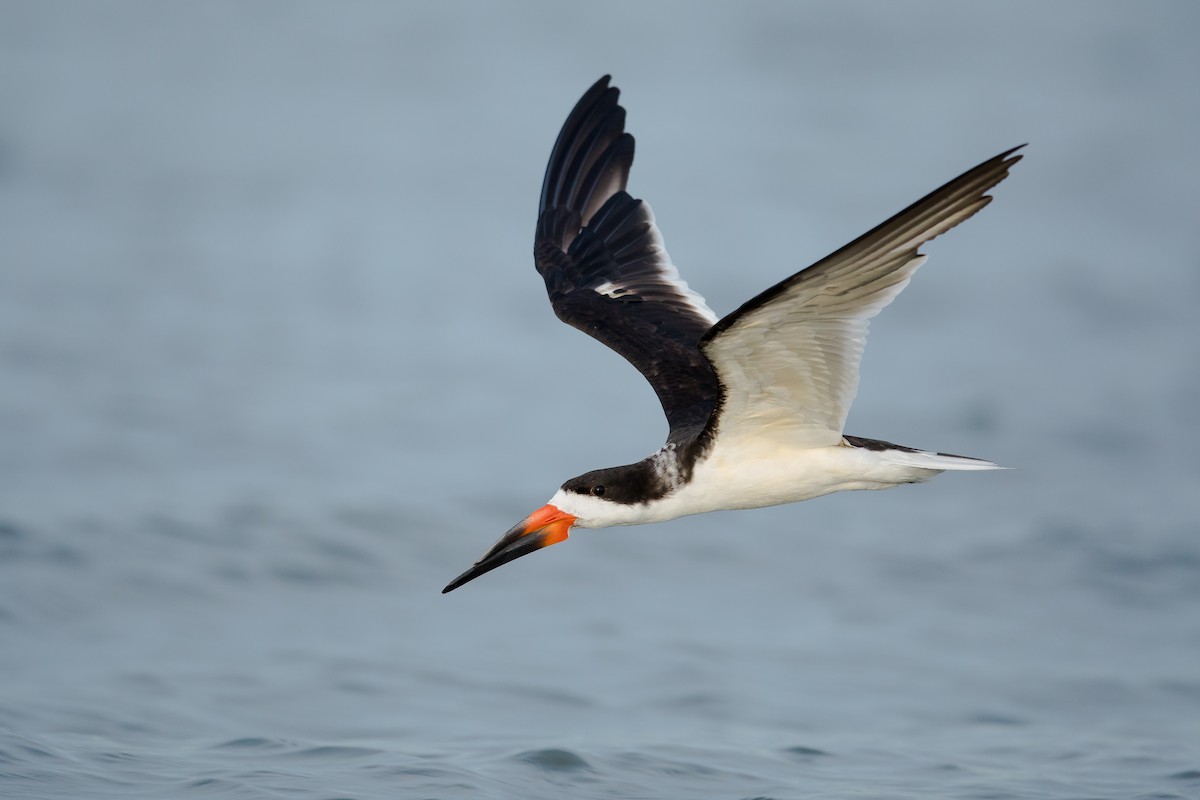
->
[695,144,1023,445]
[534,76,722,441]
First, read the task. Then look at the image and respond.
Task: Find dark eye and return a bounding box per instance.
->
[591,484,605,497]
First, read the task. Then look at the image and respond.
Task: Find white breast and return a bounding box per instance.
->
[551,441,941,529]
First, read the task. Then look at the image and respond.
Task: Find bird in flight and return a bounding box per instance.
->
[443,76,1021,593]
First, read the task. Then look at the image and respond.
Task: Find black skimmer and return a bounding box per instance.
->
[443,76,1021,593]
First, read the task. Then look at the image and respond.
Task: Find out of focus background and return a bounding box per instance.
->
[2,3,1198,798]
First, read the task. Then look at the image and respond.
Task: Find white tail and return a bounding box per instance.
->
[875,448,1007,471]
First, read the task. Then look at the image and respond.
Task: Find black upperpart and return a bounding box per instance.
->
[843,435,981,462]
[535,76,723,442]
[561,460,668,505]
[560,435,710,505]
[842,435,923,453]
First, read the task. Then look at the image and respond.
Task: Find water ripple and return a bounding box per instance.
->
[515,748,594,773]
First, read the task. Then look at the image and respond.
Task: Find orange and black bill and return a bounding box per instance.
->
[442,505,576,593]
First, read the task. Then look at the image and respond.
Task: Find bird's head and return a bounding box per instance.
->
[441,462,662,593]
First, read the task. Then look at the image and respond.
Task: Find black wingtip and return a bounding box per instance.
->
[538,75,635,225]
[985,143,1027,191]
[996,143,1027,169]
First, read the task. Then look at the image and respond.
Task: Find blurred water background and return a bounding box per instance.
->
[2,2,1199,798]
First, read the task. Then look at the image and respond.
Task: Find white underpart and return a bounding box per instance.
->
[550,440,1000,529]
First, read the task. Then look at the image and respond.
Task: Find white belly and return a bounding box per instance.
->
[556,441,940,529]
[660,442,933,520]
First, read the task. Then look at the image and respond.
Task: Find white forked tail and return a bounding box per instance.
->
[873,448,1006,471]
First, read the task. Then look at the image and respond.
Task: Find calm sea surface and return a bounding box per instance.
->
[3,3,1199,798]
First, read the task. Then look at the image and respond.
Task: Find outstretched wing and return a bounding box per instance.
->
[701,146,1024,449]
[535,76,721,441]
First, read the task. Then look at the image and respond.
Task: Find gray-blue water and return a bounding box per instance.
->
[3,2,1199,798]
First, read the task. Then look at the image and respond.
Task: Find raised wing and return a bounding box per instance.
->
[701,146,1024,448]
[535,76,721,441]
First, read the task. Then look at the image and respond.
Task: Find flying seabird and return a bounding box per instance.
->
[443,76,1021,593]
